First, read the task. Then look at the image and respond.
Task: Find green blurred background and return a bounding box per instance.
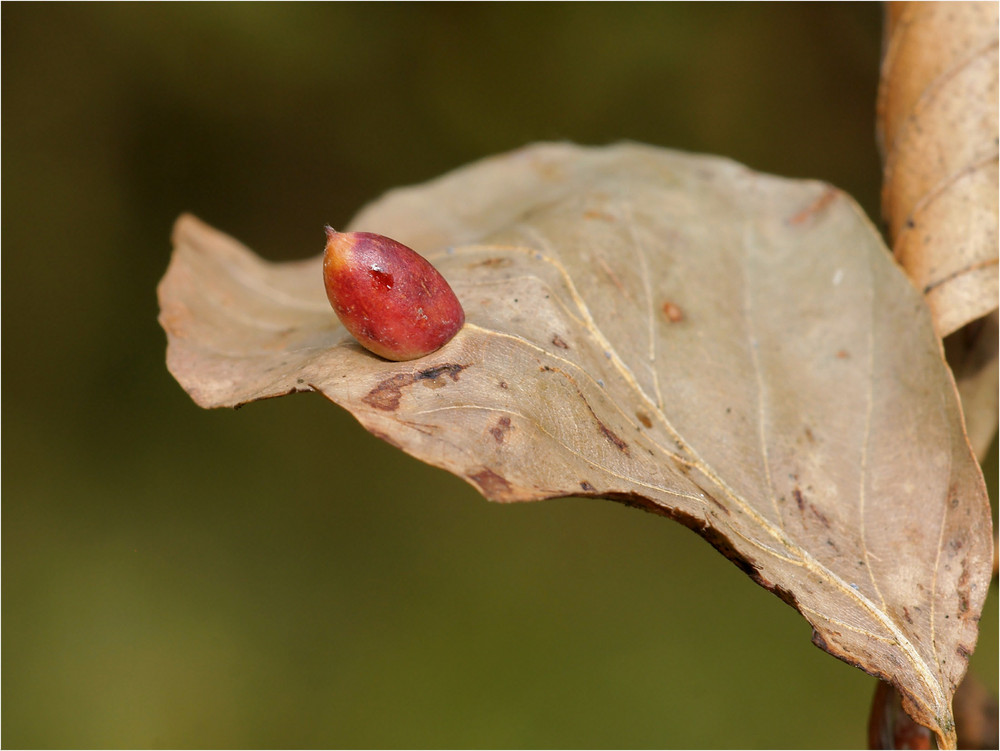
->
[3,4,995,748]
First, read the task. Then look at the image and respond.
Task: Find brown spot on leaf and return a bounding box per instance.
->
[470,257,513,269]
[418,363,467,391]
[599,423,629,453]
[416,363,467,383]
[490,416,512,443]
[579,481,596,492]
[787,188,838,225]
[468,468,512,499]
[363,364,468,410]
[636,411,653,429]
[903,606,913,624]
[792,486,830,528]
[583,209,615,222]
[362,373,415,411]
[793,487,805,511]
[836,349,850,359]
[422,377,448,390]
[705,493,730,514]
[809,503,830,528]
[662,301,684,322]
[551,334,569,349]
[957,564,970,593]
[498,380,508,389]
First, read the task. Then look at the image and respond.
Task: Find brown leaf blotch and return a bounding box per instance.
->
[598,423,628,453]
[490,416,512,443]
[363,364,467,410]
[467,468,512,499]
[416,363,467,383]
[362,373,416,411]
[793,487,806,511]
[809,503,831,528]
[662,301,684,322]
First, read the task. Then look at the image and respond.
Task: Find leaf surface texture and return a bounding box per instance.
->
[158,143,993,746]
[878,1,999,338]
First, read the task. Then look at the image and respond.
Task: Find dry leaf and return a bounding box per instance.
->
[877,1,999,338]
[944,311,999,461]
[158,143,993,748]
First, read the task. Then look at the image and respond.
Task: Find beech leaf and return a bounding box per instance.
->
[877,1,999,338]
[158,143,993,748]
[945,311,999,461]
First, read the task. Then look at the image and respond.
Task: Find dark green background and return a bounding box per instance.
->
[3,4,996,748]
